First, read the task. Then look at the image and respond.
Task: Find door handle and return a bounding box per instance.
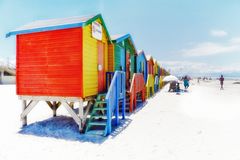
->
[98,64,103,71]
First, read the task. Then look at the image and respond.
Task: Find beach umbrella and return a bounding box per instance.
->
[163,75,179,82]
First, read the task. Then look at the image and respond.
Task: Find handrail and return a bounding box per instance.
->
[105,71,126,135]
[146,74,154,98]
[129,73,145,112]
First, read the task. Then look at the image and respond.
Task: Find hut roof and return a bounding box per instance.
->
[6,14,111,40]
[146,55,153,61]
[111,34,137,54]
[137,50,147,60]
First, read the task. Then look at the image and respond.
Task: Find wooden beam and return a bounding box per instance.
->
[19,96,81,102]
[21,100,39,118]
[78,99,84,132]
[56,102,61,108]
[83,101,93,123]
[62,102,82,131]
[46,101,53,109]
[52,101,57,117]
[21,100,27,126]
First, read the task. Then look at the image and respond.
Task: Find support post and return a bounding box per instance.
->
[122,97,126,120]
[21,100,27,127]
[78,99,83,133]
[106,99,112,135]
[115,78,119,126]
[62,101,82,131]
[52,101,57,117]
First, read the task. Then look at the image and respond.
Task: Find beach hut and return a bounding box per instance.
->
[6,14,113,132]
[109,34,145,112]
[136,50,148,83]
[145,55,154,98]
[110,34,137,90]
[157,62,161,77]
[146,55,154,75]
[153,59,159,76]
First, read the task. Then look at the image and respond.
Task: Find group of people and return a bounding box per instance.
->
[198,75,225,90]
[168,76,190,93]
[167,74,225,93]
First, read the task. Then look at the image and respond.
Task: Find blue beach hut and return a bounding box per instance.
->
[137,50,148,83]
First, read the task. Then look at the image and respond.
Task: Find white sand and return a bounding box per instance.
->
[0,80,239,160]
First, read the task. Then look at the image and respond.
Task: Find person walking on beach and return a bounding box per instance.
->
[183,76,189,90]
[154,75,159,92]
[219,75,224,90]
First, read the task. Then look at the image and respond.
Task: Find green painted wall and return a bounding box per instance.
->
[114,44,122,71]
[113,38,136,78]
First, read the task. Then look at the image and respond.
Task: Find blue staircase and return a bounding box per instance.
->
[85,71,126,136]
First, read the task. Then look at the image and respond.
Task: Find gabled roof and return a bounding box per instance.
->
[146,55,153,61]
[137,50,147,60]
[110,34,126,42]
[153,59,158,65]
[111,34,137,54]
[6,14,111,40]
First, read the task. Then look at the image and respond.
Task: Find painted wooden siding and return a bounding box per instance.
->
[146,74,154,98]
[114,44,123,71]
[137,54,147,83]
[108,44,114,72]
[130,55,135,77]
[82,18,109,97]
[17,28,83,97]
[147,60,154,75]
[153,62,158,75]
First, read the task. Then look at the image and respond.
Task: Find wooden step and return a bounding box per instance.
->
[86,130,105,136]
[95,100,107,104]
[90,115,107,119]
[88,122,107,126]
[93,107,107,111]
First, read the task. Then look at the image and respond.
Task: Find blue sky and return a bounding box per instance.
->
[1,0,240,76]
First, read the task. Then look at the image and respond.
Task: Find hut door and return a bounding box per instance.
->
[126,53,131,89]
[98,42,105,92]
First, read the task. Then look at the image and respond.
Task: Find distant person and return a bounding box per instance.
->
[219,75,224,90]
[176,82,180,92]
[154,75,159,92]
[183,76,189,89]
[197,77,200,83]
[168,81,177,92]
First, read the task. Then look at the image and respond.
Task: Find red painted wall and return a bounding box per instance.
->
[148,60,153,74]
[17,28,83,97]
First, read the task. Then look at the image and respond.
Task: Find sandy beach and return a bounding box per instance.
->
[0,80,239,160]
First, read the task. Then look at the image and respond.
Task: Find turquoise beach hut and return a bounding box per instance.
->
[137,50,148,83]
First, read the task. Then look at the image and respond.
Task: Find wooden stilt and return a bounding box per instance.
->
[21,100,27,127]
[52,101,57,117]
[78,99,83,133]
[21,100,39,127]
[19,96,90,133]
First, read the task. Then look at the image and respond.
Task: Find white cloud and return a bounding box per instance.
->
[230,37,240,44]
[160,60,240,76]
[210,30,228,37]
[181,37,240,57]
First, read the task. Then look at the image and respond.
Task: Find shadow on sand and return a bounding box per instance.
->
[19,115,132,144]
